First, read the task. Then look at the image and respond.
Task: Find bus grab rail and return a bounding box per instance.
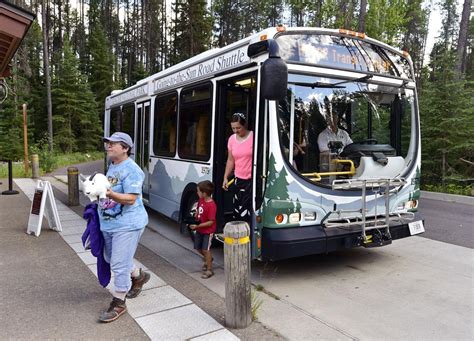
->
[302,159,356,182]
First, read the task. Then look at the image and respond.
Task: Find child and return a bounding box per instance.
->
[189,180,217,279]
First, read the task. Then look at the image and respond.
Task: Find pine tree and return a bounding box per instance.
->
[211,0,240,47]
[169,0,213,65]
[52,38,102,153]
[88,23,114,124]
[365,0,407,45]
[401,0,430,83]
[420,21,474,184]
[0,82,24,161]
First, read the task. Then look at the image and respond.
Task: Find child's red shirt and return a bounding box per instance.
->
[196,198,217,234]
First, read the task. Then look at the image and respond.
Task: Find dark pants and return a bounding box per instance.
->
[233,178,252,223]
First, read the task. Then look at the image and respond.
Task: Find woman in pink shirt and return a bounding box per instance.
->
[222,112,253,223]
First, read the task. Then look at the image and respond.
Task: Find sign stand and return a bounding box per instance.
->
[27,180,62,236]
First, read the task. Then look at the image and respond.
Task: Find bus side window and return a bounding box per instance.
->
[154,93,177,156]
[121,103,135,140]
[178,84,212,161]
[110,106,121,133]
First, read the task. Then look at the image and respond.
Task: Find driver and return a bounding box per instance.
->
[317,97,352,154]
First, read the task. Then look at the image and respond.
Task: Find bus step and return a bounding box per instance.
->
[361,232,392,248]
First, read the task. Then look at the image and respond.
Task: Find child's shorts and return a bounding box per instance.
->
[194,232,214,251]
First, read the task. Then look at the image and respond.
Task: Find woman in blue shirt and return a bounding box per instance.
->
[98,132,150,323]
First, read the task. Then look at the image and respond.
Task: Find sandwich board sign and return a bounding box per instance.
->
[27,180,62,236]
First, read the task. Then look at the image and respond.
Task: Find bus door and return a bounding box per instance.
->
[214,73,258,232]
[135,101,151,202]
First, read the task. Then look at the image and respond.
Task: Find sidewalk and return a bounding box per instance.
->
[0,178,239,340]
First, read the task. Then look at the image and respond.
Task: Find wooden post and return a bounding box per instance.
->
[442,150,446,187]
[67,167,79,206]
[224,221,251,329]
[22,104,29,175]
[31,154,39,179]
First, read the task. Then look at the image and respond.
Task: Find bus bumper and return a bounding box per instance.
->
[261,213,423,261]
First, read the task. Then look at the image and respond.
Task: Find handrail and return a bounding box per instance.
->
[302,159,356,182]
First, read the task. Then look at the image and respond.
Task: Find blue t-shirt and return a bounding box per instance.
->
[98,158,148,232]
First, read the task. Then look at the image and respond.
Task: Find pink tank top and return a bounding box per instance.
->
[228,131,253,180]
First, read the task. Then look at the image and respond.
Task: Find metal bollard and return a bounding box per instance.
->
[224,221,252,329]
[67,167,79,206]
[31,154,39,179]
[2,160,19,195]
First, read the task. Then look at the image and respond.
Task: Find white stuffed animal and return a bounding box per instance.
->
[80,172,111,202]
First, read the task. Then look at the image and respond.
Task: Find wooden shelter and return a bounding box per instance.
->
[0,0,34,77]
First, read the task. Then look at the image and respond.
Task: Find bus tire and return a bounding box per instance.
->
[180,190,199,242]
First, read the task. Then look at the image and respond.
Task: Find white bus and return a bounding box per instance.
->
[104,26,424,261]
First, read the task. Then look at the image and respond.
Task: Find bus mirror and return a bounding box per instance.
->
[261,57,287,101]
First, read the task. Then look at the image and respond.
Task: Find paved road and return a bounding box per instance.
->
[47,159,104,177]
[418,198,473,248]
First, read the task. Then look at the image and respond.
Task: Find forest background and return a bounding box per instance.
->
[0,0,472,193]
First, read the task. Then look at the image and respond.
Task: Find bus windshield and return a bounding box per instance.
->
[277,34,412,79]
[278,73,415,182]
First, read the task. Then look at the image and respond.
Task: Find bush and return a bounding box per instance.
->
[30,135,55,173]
[422,183,473,196]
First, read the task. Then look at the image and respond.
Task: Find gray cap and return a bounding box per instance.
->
[103,132,134,148]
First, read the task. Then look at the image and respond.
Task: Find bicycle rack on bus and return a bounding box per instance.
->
[324,178,414,247]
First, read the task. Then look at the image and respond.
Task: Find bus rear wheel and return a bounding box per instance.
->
[180,192,199,242]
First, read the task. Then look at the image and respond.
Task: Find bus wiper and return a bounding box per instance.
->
[332,74,373,86]
[292,75,373,89]
[292,81,345,89]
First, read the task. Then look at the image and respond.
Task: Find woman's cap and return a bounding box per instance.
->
[103,132,134,148]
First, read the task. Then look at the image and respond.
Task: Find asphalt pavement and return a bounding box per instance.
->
[0,180,147,339]
[0,177,281,340]
[418,196,474,248]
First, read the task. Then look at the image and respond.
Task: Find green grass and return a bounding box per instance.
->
[251,289,263,321]
[0,151,104,178]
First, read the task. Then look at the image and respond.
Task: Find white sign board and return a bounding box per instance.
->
[27,180,62,236]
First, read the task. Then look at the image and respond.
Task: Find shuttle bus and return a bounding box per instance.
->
[104,26,424,261]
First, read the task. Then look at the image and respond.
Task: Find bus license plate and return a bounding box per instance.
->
[408,220,425,235]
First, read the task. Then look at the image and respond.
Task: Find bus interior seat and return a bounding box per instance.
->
[196,114,209,155]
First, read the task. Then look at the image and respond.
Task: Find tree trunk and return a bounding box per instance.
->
[42,0,53,151]
[455,0,471,74]
[359,0,367,32]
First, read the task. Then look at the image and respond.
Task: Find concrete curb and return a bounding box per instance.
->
[421,190,474,205]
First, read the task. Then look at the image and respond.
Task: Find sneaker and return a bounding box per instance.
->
[126,269,150,299]
[98,297,127,323]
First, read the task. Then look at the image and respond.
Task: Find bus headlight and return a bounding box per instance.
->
[405,200,418,209]
[303,212,317,221]
[289,213,301,223]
